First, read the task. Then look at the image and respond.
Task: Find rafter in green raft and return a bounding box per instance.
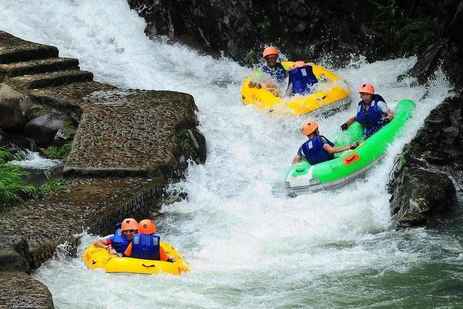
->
[285,99,416,193]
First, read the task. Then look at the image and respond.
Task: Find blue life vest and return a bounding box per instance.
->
[261,62,287,82]
[131,233,161,260]
[355,94,387,138]
[298,135,334,165]
[288,65,318,95]
[111,229,130,254]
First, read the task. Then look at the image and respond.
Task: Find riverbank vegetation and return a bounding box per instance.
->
[0,147,65,207]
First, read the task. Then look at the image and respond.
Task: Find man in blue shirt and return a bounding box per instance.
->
[341,83,394,138]
[93,218,138,256]
[260,46,288,83]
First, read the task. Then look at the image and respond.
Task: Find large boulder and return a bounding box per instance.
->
[388,96,463,227]
[0,83,31,131]
[24,113,65,147]
[390,166,457,227]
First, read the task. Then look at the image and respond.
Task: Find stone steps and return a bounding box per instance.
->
[7,70,94,90]
[0,44,59,64]
[0,57,80,77]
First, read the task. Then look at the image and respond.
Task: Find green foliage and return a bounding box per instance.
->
[0,147,13,163]
[32,179,66,199]
[0,163,35,206]
[0,147,66,207]
[366,0,438,56]
[43,143,72,160]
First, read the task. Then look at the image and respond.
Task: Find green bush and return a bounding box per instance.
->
[0,163,35,206]
[0,147,13,163]
[0,147,66,207]
[43,143,72,160]
[33,179,66,199]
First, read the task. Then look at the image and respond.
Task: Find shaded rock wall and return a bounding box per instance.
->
[128,0,463,90]
[388,96,462,227]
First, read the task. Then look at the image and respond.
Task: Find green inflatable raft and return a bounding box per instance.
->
[285,99,416,194]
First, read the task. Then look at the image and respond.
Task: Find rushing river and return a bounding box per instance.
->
[2,0,462,308]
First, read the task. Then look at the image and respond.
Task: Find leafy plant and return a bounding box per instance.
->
[33,179,66,198]
[43,143,72,160]
[0,163,35,206]
[0,147,13,163]
[0,146,68,207]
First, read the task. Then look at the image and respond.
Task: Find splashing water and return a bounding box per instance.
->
[2,0,462,308]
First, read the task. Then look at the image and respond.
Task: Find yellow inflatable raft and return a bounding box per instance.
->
[240,61,351,115]
[83,242,190,275]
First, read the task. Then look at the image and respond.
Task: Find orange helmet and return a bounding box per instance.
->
[138,219,157,234]
[301,121,319,136]
[358,83,375,95]
[121,218,138,232]
[262,47,279,58]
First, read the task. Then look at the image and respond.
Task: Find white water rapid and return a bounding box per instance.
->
[2,1,461,308]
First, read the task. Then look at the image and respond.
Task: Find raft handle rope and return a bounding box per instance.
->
[142,264,156,268]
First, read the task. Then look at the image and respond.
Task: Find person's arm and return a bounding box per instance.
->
[160,247,174,262]
[292,154,303,164]
[123,243,132,257]
[378,101,394,121]
[93,236,111,249]
[341,116,356,130]
[323,142,358,154]
[292,146,305,164]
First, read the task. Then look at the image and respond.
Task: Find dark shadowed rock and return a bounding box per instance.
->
[408,1,463,89]
[24,113,65,147]
[0,236,31,273]
[389,96,463,227]
[390,166,457,227]
[128,0,463,91]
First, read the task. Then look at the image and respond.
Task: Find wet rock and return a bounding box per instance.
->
[24,113,65,147]
[0,272,54,309]
[0,236,30,273]
[389,96,463,227]
[390,166,457,227]
[0,129,37,152]
[176,127,207,165]
[20,163,64,186]
[0,83,31,131]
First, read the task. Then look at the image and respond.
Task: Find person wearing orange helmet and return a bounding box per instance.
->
[260,46,288,83]
[123,219,173,262]
[292,121,359,165]
[93,218,139,256]
[340,83,394,138]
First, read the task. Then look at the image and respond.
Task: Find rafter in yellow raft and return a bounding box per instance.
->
[240,62,351,115]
